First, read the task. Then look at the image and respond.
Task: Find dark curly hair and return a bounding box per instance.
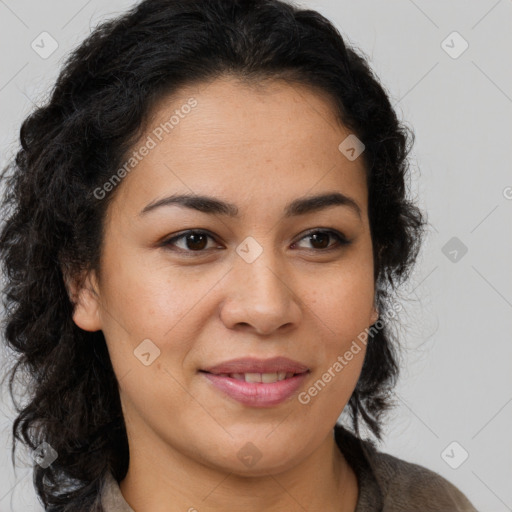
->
[0,0,426,510]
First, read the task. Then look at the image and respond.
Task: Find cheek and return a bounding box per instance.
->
[300,277,371,414]
[308,266,375,335]
[302,265,374,387]
[101,249,206,332]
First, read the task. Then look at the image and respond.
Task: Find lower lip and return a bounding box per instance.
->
[201,371,309,407]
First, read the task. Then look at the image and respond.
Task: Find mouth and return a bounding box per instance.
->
[200,355,310,376]
[199,369,310,407]
[198,356,311,407]
[199,370,307,383]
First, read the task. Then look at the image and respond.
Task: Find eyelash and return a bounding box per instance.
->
[160,228,351,255]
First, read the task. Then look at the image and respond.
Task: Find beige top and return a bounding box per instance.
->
[97,424,478,511]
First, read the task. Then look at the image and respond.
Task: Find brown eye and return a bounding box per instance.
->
[308,231,330,249]
[161,228,350,256]
[162,230,218,253]
[292,229,350,251]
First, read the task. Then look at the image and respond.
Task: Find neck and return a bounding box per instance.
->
[119,426,358,512]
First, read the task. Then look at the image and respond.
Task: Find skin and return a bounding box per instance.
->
[70,75,379,512]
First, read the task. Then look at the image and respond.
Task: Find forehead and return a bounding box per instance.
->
[111,76,368,218]
[149,76,350,154]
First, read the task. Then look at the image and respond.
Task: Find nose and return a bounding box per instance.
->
[219,251,302,336]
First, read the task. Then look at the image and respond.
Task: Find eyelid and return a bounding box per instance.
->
[160,229,221,254]
[161,228,351,254]
[291,228,350,250]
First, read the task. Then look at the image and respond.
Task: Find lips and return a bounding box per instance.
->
[201,356,310,375]
[201,371,309,407]
[212,371,297,383]
[199,357,311,407]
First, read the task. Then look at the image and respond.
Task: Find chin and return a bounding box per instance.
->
[196,432,303,476]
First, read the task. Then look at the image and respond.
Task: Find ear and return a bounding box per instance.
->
[64,270,102,332]
[369,304,379,326]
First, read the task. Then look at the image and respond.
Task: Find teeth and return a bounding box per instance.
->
[261,372,279,383]
[246,372,266,383]
[221,372,296,382]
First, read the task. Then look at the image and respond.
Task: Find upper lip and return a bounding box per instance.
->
[201,357,310,375]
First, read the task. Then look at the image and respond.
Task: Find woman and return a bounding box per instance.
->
[0,0,479,511]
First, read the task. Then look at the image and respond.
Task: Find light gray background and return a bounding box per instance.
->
[0,0,511,511]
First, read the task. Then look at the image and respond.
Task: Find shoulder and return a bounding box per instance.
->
[367,447,478,511]
[334,425,478,512]
[99,471,135,512]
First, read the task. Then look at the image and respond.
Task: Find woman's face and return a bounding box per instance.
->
[73,76,378,475]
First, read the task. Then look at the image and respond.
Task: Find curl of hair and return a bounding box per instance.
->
[0,0,426,510]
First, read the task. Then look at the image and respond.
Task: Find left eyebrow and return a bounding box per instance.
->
[139,191,362,220]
